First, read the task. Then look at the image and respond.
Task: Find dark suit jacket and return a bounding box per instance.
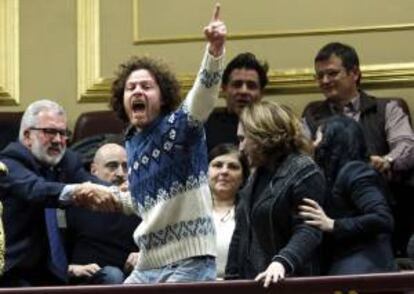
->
[0,142,102,277]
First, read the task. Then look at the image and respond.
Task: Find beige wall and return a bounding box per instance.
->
[1,0,414,129]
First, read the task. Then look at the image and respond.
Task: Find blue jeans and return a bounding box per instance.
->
[124,256,216,284]
[71,266,125,285]
[93,266,125,284]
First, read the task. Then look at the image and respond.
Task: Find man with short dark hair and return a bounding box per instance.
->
[302,42,414,256]
[205,52,268,151]
[303,42,414,173]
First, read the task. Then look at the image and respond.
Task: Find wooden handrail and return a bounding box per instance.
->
[1,271,414,294]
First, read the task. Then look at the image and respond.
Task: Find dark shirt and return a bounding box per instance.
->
[65,207,140,269]
[205,107,239,151]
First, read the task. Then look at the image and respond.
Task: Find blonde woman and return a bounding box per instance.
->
[225,101,325,287]
[208,144,248,279]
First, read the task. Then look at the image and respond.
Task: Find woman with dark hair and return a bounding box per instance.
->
[208,144,248,279]
[299,115,396,275]
[225,101,325,287]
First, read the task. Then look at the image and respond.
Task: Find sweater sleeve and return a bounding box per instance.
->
[106,186,136,215]
[183,46,225,122]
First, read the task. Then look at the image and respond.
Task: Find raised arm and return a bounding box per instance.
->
[184,3,227,122]
[204,4,226,58]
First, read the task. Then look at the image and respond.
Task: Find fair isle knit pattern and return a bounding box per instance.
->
[124,49,223,270]
[127,106,208,215]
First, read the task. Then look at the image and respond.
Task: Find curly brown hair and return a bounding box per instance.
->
[110,56,181,123]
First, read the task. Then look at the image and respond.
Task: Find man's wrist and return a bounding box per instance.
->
[68,264,76,276]
[59,184,79,204]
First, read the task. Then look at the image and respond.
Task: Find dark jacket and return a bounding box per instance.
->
[65,207,140,270]
[324,161,396,275]
[0,142,101,278]
[225,153,325,279]
[205,107,239,152]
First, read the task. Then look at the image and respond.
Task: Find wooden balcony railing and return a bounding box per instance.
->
[1,271,414,294]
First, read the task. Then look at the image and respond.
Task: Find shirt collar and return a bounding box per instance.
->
[329,95,360,113]
[347,95,360,112]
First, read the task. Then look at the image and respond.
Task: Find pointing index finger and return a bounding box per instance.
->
[212,3,220,21]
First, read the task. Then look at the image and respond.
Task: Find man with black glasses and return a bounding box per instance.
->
[0,99,119,286]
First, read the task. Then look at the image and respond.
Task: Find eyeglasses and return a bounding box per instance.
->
[29,127,72,140]
[314,69,345,81]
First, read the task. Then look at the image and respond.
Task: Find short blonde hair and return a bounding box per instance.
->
[240,101,312,157]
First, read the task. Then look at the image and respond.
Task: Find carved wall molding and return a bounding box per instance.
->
[0,0,19,105]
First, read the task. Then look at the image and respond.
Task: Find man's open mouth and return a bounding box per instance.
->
[132,100,146,112]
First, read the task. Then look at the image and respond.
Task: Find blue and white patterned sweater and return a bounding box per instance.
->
[119,48,224,270]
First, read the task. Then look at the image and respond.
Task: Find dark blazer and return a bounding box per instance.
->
[225,153,325,279]
[325,161,396,275]
[0,142,102,277]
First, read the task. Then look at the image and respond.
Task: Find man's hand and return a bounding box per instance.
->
[119,181,129,192]
[299,198,334,232]
[0,161,8,177]
[124,252,140,273]
[73,182,121,212]
[370,155,393,174]
[255,261,286,288]
[204,3,226,57]
[68,264,101,278]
